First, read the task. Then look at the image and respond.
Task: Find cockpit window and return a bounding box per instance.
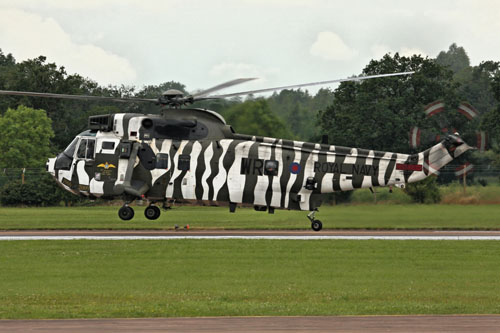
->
[63,137,79,158]
[75,138,96,159]
[77,139,87,159]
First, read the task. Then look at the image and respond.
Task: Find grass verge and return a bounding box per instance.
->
[0,205,499,230]
[1,239,500,318]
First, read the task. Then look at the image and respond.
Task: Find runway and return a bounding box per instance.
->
[2,229,500,240]
[2,315,500,332]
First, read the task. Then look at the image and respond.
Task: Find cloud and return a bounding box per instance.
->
[0,8,137,85]
[310,31,358,61]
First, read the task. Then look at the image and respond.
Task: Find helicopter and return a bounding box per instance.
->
[0,72,473,231]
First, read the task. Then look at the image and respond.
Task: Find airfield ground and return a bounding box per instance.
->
[1,238,500,318]
[1,205,499,332]
[0,204,499,230]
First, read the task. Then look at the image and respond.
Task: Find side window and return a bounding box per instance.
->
[178,155,190,171]
[156,153,169,169]
[102,141,115,150]
[77,139,87,159]
[86,139,95,159]
[264,160,279,176]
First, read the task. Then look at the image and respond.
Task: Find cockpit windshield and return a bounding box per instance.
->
[63,137,79,158]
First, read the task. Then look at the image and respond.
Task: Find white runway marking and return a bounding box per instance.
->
[2,235,500,241]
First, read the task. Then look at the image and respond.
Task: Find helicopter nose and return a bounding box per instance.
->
[46,157,57,176]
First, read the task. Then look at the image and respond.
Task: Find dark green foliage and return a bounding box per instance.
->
[223,99,294,139]
[482,106,500,148]
[267,88,335,141]
[477,178,488,187]
[318,53,457,153]
[454,60,499,121]
[330,191,353,205]
[404,176,441,204]
[478,61,500,150]
[0,173,63,206]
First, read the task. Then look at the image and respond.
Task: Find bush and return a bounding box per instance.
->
[0,173,71,206]
[404,176,441,204]
[324,191,353,205]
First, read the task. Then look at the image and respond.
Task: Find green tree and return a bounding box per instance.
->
[0,55,101,149]
[0,49,17,112]
[224,99,294,139]
[478,62,500,155]
[436,43,471,73]
[455,61,499,118]
[0,105,54,168]
[318,53,457,153]
[267,88,335,141]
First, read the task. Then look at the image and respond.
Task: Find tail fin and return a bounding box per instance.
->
[407,134,473,183]
[423,133,473,175]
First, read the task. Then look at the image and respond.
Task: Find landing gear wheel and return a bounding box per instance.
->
[144,205,161,220]
[118,206,134,221]
[311,220,323,232]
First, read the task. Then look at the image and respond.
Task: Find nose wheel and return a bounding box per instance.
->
[144,205,161,220]
[118,205,135,221]
[307,210,322,232]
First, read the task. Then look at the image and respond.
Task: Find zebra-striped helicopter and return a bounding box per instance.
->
[0,72,472,231]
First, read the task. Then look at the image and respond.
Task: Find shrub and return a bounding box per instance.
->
[0,173,70,206]
[404,176,441,204]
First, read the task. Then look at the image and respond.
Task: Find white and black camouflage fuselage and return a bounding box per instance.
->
[47,108,472,212]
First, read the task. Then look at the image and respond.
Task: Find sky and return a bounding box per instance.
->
[0,0,499,95]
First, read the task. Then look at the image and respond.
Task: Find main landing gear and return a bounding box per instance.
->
[117,202,162,221]
[307,210,322,232]
[144,205,161,220]
[118,205,135,221]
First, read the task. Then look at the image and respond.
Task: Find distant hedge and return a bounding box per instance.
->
[0,172,79,206]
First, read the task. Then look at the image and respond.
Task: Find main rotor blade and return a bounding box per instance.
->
[192,78,257,98]
[0,90,157,103]
[205,71,415,99]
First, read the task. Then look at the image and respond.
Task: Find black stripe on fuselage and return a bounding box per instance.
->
[264,139,279,206]
[216,140,241,202]
[172,141,194,199]
[384,153,398,185]
[206,141,224,201]
[195,140,212,200]
[242,142,260,205]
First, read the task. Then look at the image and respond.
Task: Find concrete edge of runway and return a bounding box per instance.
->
[2,229,500,240]
[2,315,500,332]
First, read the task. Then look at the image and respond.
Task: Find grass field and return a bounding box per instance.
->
[0,204,499,230]
[1,239,500,318]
